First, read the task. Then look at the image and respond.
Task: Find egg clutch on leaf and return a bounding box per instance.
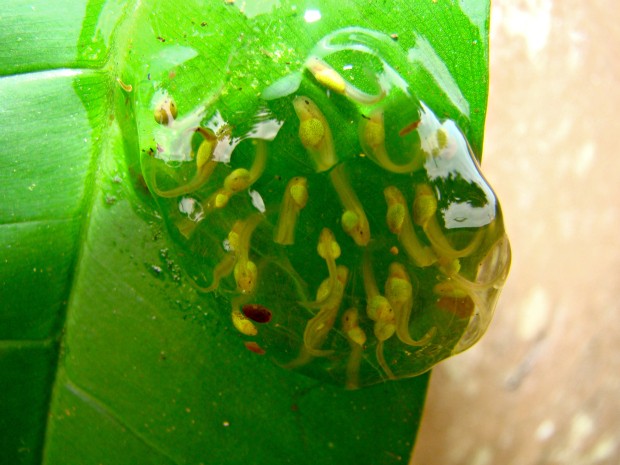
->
[140,28,510,389]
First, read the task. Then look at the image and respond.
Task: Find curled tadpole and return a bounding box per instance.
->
[286,265,349,368]
[263,27,409,105]
[274,177,308,245]
[413,183,484,260]
[302,265,349,357]
[451,233,511,291]
[360,109,424,173]
[148,128,219,198]
[294,97,370,245]
[301,228,341,309]
[194,220,247,293]
[317,228,340,284]
[329,165,371,246]
[197,252,236,293]
[305,56,386,105]
[292,96,337,172]
[196,216,262,295]
[385,263,435,347]
[205,139,268,211]
[307,27,414,97]
[342,308,367,390]
[362,252,397,379]
[384,186,437,267]
[232,215,263,294]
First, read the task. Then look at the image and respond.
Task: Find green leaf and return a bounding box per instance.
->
[0,1,489,464]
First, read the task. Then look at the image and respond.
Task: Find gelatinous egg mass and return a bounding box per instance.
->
[140,28,510,389]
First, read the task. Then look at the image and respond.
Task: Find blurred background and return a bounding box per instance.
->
[412,0,620,464]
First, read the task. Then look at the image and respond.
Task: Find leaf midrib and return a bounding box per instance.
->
[38,2,146,462]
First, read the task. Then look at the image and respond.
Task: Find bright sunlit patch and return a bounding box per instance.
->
[304,9,321,23]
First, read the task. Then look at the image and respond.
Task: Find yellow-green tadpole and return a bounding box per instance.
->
[302,265,349,357]
[385,263,435,347]
[384,186,437,267]
[359,110,424,174]
[274,177,308,245]
[293,96,337,172]
[305,56,386,105]
[342,308,367,390]
[232,215,262,294]
[413,184,484,260]
[148,128,219,199]
[197,216,262,295]
[206,139,268,211]
[294,96,371,245]
[362,253,397,379]
[301,228,342,308]
[330,165,371,246]
[285,264,349,368]
[198,252,236,293]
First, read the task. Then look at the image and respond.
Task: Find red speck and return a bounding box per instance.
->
[290,403,299,412]
[244,341,265,355]
[242,304,272,323]
[398,120,421,137]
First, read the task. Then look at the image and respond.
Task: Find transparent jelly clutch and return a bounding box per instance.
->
[138,27,510,389]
